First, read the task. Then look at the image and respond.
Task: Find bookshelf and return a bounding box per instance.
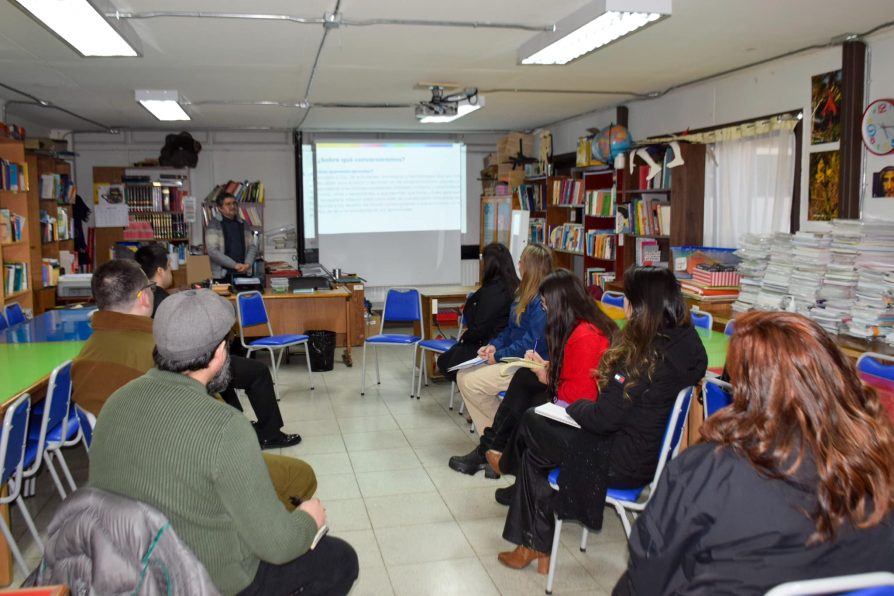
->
[580,167,620,289]
[201,180,265,234]
[0,135,33,312]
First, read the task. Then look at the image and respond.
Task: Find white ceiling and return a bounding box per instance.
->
[0,0,893,133]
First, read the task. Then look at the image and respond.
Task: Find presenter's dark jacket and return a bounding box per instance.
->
[458,279,514,348]
[614,442,894,595]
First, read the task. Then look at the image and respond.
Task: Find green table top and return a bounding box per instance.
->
[614,320,728,371]
[0,341,85,404]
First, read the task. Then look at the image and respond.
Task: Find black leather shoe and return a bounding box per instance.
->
[259,432,302,450]
[448,448,487,475]
[495,484,514,506]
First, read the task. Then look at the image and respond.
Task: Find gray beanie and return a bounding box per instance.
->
[154,289,235,361]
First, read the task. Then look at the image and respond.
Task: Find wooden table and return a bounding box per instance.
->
[229,287,363,366]
[417,285,478,378]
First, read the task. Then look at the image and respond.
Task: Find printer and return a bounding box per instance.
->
[57,273,93,298]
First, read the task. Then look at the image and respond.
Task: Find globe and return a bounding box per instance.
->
[593,125,632,163]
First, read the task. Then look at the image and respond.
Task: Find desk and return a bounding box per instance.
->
[418,285,478,378]
[0,308,95,345]
[0,343,85,406]
[229,288,362,366]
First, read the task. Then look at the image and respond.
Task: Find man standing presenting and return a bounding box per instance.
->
[89,289,358,596]
[206,192,257,282]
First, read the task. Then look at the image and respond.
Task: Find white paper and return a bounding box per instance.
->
[93,183,129,228]
[534,402,581,429]
[446,356,486,372]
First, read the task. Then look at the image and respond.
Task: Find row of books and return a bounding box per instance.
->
[129,212,188,240]
[548,223,584,254]
[529,218,546,244]
[125,183,186,213]
[551,178,585,207]
[630,148,674,190]
[4,261,27,295]
[0,160,28,192]
[585,190,615,217]
[41,257,61,287]
[518,184,545,211]
[201,202,263,228]
[586,267,616,289]
[0,121,25,141]
[635,237,665,267]
[616,195,671,236]
[39,173,76,204]
[586,229,616,260]
[40,208,71,243]
[0,209,25,243]
[205,180,266,204]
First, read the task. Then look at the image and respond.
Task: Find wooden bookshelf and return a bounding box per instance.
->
[581,167,620,289]
[0,137,33,312]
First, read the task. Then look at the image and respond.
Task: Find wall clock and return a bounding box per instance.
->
[861,98,894,155]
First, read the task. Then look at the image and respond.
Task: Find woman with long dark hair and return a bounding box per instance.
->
[615,311,894,594]
[496,266,707,573]
[449,244,553,476]
[477,270,617,498]
[437,243,519,381]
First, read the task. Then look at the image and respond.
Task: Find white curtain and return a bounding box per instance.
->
[703,129,796,247]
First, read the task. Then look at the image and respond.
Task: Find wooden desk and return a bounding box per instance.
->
[229,287,364,366]
[418,285,478,377]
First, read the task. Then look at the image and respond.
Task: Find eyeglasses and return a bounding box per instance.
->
[136,281,157,300]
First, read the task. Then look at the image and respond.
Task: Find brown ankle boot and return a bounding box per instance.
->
[498,545,550,574]
[485,449,502,475]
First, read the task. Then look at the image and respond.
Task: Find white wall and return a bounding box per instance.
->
[547,29,894,230]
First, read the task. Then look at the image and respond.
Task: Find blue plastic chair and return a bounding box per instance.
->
[545,386,695,595]
[857,352,894,382]
[724,319,735,336]
[74,405,96,450]
[0,311,7,332]
[0,393,43,576]
[4,302,25,326]
[361,288,423,397]
[702,377,733,420]
[601,291,625,309]
[415,298,469,405]
[765,572,894,596]
[690,308,713,331]
[236,291,314,398]
[23,360,80,500]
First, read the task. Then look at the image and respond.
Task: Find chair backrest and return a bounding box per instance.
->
[4,303,25,326]
[25,361,72,475]
[379,288,423,333]
[857,352,894,382]
[0,311,7,332]
[765,572,894,596]
[601,291,625,309]
[724,319,735,336]
[690,308,713,331]
[0,393,31,495]
[235,291,273,346]
[702,377,733,419]
[74,405,97,450]
[647,386,695,494]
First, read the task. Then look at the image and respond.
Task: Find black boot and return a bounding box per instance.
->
[448,447,500,478]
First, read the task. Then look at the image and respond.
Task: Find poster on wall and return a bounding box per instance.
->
[871,166,894,198]
[811,70,842,145]
[93,183,129,227]
[808,151,840,221]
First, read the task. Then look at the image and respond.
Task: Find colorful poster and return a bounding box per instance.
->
[808,151,840,221]
[93,183,129,227]
[811,70,842,145]
[871,166,894,198]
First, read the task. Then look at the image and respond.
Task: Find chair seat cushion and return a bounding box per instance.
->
[548,467,560,491]
[418,338,457,353]
[249,334,309,347]
[366,334,421,345]
[28,407,78,442]
[606,486,646,503]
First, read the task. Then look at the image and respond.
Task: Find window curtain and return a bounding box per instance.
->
[703,129,796,247]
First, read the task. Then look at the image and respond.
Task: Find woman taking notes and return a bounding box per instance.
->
[448,243,553,476]
[615,311,894,594]
[496,266,707,573]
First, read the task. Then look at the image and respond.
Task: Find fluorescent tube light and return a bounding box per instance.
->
[420,96,486,124]
[135,90,191,121]
[11,0,141,57]
[519,0,671,65]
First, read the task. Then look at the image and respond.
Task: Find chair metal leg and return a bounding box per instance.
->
[45,453,67,500]
[614,503,633,537]
[266,347,282,401]
[414,353,425,399]
[360,342,368,396]
[459,401,465,415]
[411,345,419,399]
[470,421,475,433]
[302,342,315,390]
[15,495,43,552]
[374,347,381,385]
[546,515,562,595]
[580,528,589,552]
[0,513,30,578]
[448,381,456,410]
[54,449,77,493]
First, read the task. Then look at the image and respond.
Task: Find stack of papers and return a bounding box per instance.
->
[842,219,894,338]
[732,234,772,313]
[788,231,832,312]
[755,233,793,311]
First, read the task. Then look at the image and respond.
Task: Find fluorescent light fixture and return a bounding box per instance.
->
[419,96,486,124]
[11,0,141,57]
[135,90,191,121]
[519,0,671,65]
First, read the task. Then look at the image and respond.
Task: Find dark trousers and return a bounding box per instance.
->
[436,342,481,383]
[237,536,359,596]
[221,355,285,440]
[480,367,550,457]
[502,408,578,554]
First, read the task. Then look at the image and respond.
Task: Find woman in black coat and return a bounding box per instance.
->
[437,243,518,381]
[495,266,707,573]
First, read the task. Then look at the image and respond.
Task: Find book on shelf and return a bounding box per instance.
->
[529,217,546,244]
[586,267,616,289]
[57,207,71,241]
[519,183,545,211]
[585,189,615,217]
[41,257,61,287]
[627,194,671,237]
[0,208,25,243]
[549,223,584,254]
[205,180,266,204]
[4,261,28,294]
[680,279,740,303]
[124,179,186,213]
[128,212,188,240]
[551,178,585,206]
[1,160,28,192]
[586,229,616,260]
[39,173,75,203]
[635,237,664,266]
[635,163,669,191]
[40,209,57,242]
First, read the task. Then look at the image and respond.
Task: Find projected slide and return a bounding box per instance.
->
[316,142,465,234]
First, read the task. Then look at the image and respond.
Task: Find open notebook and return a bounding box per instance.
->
[534,402,580,429]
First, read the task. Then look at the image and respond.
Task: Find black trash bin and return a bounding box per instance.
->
[307,330,337,371]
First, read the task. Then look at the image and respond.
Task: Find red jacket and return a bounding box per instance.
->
[556,321,611,404]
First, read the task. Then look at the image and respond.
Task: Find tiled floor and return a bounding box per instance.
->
[9,344,629,594]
